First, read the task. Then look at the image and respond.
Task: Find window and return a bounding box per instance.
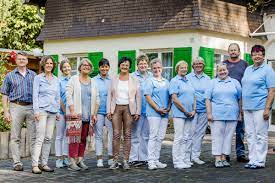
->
[214,50,229,76]
[63,54,87,76]
[141,49,173,80]
[267,59,275,126]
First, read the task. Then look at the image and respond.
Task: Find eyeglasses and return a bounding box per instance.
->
[193,63,203,66]
[251,53,264,57]
[82,64,91,67]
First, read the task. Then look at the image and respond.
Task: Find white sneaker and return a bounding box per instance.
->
[192,158,205,165]
[97,159,104,168]
[148,163,157,170]
[108,159,114,166]
[174,163,191,169]
[155,161,167,168]
[185,161,193,166]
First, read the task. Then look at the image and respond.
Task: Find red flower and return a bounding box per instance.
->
[10,51,17,61]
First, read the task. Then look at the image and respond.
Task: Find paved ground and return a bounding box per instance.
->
[0,133,275,183]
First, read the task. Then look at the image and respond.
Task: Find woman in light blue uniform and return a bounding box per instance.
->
[206,63,242,168]
[242,45,275,169]
[129,55,152,167]
[94,58,113,167]
[144,58,171,170]
[55,59,71,168]
[186,57,210,165]
[169,61,196,169]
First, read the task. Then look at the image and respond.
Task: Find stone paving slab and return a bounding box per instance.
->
[0,133,275,183]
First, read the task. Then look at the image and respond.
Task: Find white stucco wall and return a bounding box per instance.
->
[43,30,262,75]
[263,14,275,131]
[43,30,274,130]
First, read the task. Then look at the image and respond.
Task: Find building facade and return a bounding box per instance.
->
[27,0,275,130]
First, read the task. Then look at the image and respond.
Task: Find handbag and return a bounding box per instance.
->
[65,114,82,144]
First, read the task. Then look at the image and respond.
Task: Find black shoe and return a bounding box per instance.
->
[140,161,148,166]
[129,161,139,166]
[13,164,23,171]
[237,155,249,163]
[134,161,147,167]
[225,155,230,162]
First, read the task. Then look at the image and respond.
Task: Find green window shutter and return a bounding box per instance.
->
[88,52,103,78]
[244,53,253,66]
[199,47,215,78]
[118,50,136,73]
[173,47,192,76]
[52,55,59,77]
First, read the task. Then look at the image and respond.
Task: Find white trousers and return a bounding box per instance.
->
[55,114,68,156]
[244,110,269,166]
[172,118,192,165]
[191,113,208,160]
[94,114,113,156]
[210,120,237,156]
[32,111,56,167]
[147,117,168,164]
[129,115,149,162]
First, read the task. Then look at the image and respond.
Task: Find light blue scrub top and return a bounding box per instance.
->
[59,76,70,115]
[186,72,211,113]
[169,75,195,118]
[144,77,170,118]
[132,71,152,115]
[242,63,275,110]
[94,74,111,115]
[205,77,241,121]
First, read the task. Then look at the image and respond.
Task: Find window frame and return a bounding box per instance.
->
[140,48,173,80]
[62,53,88,76]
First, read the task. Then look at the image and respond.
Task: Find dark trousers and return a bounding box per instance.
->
[235,120,245,157]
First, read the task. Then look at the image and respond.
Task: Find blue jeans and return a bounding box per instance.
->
[235,120,245,157]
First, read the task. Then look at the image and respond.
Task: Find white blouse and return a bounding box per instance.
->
[116,80,129,105]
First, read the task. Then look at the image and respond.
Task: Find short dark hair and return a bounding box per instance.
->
[98,58,110,67]
[59,58,71,72]
[228,43,240,52]
[118,56,132,68]
[251,45,265,56]
[17,51,28,57]
[40,56,56,73]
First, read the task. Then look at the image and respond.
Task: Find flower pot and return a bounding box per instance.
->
[0,131,10,159]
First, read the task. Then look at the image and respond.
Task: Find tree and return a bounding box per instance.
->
[0,0,44,51]
[247,0,272,12]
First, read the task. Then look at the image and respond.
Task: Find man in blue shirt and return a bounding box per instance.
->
[129,55,152,167]
[223,43,249,163]
[1,52,36,171]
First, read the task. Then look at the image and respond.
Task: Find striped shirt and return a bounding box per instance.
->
[1,67,36,103]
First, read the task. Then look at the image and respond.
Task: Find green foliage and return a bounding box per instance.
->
[0,0,44,51]
[0,52,11,131]
[247,0,271,12]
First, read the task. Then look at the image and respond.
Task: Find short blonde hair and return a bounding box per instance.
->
[78,58,93,73]
[150,58,162,68]
[216,63,227,71]
[192,57,205,65]
[175,60,188,74]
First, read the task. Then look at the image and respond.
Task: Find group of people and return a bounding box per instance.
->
[1,43,274,174]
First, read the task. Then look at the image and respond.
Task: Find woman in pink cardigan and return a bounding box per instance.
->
[107,57,141,170]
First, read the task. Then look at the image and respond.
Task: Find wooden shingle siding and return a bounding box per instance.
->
[38,0,264,41]
[199,0,264,37]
